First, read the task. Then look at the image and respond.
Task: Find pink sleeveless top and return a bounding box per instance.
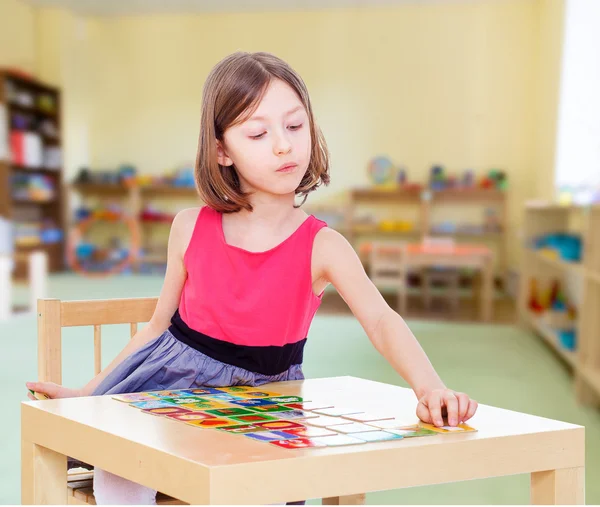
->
[168,206,327,375]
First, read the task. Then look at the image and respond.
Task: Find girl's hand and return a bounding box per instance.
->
[416,388,478,427]
[26,381,83,401]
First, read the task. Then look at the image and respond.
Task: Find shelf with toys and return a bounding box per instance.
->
[69,164,201,275]
[339,158,508,282]
[519,202,600,406]
[0,69,65,276]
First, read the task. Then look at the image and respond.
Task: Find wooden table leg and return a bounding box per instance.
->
[480,257,493,322]
[531,468,584,505]
[322,494,366,505]
[21,439,68,504]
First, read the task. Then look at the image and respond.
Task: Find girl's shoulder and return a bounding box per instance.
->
[170,207,203,258]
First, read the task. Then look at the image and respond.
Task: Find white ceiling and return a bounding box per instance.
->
[23,0,515,16]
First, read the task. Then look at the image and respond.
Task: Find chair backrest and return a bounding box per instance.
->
[37,297,159,384]
[369,241,407,287]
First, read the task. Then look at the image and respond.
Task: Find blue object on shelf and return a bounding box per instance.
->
[558,329,576,351]
[533,233,582,262]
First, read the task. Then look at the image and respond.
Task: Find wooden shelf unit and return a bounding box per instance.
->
[519,203,600,407]
[0,70,65,275]
[344,187,507,277]
[71,183,200,266]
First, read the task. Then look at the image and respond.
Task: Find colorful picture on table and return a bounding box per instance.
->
[143,407,194,416]
[229,413,279,424]
[165,412,216,422]
[254,420,305,431]
[186,418,240,428]
[217,424,265,434]
[271,438,327,449]
[245,431,299,442]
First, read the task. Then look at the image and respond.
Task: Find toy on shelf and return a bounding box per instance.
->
[140,205,175,223]
[533,233,582,263]
[11,173,56,202]
[368,156,395,187]
[528,278,544,314]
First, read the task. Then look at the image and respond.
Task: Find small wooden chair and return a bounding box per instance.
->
[37,297,185,505]
[368,241,410,314]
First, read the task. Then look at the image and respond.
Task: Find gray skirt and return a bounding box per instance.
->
[69,328,304,470]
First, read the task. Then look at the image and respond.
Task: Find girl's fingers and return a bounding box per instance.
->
[442,391,459,426]
[428,392,444,427]
[455,392,470,423]
[464,399,478,421]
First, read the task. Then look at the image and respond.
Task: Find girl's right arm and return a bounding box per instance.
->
[26,208,199,400]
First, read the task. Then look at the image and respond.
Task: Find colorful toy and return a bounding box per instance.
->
[533,233,582,262]
[368,156,395,186]
[528,278,544,313]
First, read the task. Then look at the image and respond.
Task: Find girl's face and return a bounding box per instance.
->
[218,79,311,198]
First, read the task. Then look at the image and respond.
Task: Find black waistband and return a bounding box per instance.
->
[168,309,306,376]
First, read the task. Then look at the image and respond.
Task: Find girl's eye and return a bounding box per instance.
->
[250,132,266,140]
[288,124,303,131]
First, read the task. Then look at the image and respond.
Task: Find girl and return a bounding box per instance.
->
[26,51,478,504]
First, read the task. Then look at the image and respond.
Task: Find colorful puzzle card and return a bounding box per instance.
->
[254,420,305,431]
[165,412,217,423]
[145,390,188,398]
[186,418,240,428]
[214,386,259,394]
[419,422,477,433]
[229,398,275,408]
[228,413,279,424]
[272,410,319,420]
[142,407,194,416]
[310,434,364,447]
[204,407,257,417]
[178,388,223,396]
[351,431,404,442]
[246,404,293,413]
[217,424,265,434]
[388,427,438,438]
[244,431,299,442]
[130,400,178,410]
[270,437,327,449]
[284,426,338,438]
[160,396,208,405]
[328,422,378,434]
[178,401,229,411]
[233,390,283,399]
[261,396,306,404]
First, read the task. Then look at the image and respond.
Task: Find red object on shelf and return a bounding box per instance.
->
[528,278,544,313]
[10,131,25,166]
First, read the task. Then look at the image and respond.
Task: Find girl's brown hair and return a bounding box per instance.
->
[195,51,330,213]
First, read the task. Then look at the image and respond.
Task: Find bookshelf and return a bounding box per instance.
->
[519,203,600,407]
[0,69,65,276]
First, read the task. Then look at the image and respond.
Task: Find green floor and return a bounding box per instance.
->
[4,274,599,504]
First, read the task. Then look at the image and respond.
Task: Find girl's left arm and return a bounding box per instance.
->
[313,228,478,427]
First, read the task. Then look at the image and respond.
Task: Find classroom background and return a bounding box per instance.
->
[1,0,600,504]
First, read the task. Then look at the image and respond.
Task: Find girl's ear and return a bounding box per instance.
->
[216,140,234,167]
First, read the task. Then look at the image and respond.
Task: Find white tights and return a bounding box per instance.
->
[93,468,157,505]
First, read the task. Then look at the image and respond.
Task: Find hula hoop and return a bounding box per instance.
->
[67,215,140,278]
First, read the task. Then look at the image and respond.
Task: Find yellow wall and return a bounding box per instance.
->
[0,0,37,74]
[532,0,565,202]
[2,0,566,270]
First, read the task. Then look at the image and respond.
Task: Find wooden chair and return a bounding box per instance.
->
[420,236,460,314]
[368,241,409,314]
[37,297,185,505]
